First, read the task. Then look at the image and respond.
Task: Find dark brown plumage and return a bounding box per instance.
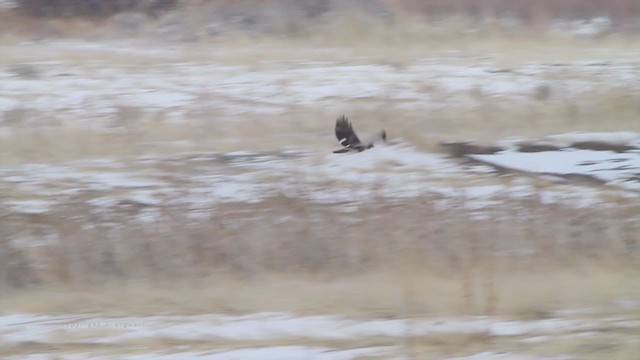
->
[333,115,386,154]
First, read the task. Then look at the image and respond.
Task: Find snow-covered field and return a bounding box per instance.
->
[1,39,639,359]
[1,135,639,222]
[1,41,640,126]
[1,42,639,219]
[2,310,639,359]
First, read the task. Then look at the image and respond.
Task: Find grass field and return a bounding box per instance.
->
[1,4,639,359]
[2,196,639,315]
[1,197,638,358]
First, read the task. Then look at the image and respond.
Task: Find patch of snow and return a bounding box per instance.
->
[449,351,571,360]
[125,190,162,206]
[121,90,195,108]
[198,346,393,360]
[520,335,550,344]
[470,148,640,190]
[2,347,394,360]
[84,173,164,190]
[551,17,613,39]
[2,41,639,126]
[87,197,119,208]
[0,96,19,112]
[225,150,258,157]
[463,185,506,198]
[2,313,637,345]
[2,137,638,218]
[5,199,55,215]
[2,312,636,360]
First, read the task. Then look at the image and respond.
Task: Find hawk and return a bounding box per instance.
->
[333,115,386,153]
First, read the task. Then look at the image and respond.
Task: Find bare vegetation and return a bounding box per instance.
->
[1,195,638,317]
[0,4,638,360]
[2,85,640,164]
[16,0,177,18]
[2,0,640,41]
[11,0,640,25]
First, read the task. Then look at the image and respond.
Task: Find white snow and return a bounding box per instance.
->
[1,134,638,219]
[2,312,637,344]
[2,40,640,128]
[1,347,394,360]
[5,199,55,215]
[1,312,637,359]
[449,352,571,360]
[0,96,19,112]
[1,40,638,218]
[470,148,640,190]
[188,346,393,360]
[121,90,195,108]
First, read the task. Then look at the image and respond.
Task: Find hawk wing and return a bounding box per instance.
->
[334,115,361,149]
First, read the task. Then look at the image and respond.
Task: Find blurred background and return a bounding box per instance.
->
[0,1,639,359]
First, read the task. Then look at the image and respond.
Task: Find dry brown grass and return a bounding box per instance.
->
[3,266,635,318]
[527,334,640,360]
[2,23,637,66]
[1,1,638,167]
[2,82,639,164]
[1,195,638,318]
[0,1,638,327]
[2,1,640,61]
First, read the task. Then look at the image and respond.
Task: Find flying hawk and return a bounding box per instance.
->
[333,115,386,153]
